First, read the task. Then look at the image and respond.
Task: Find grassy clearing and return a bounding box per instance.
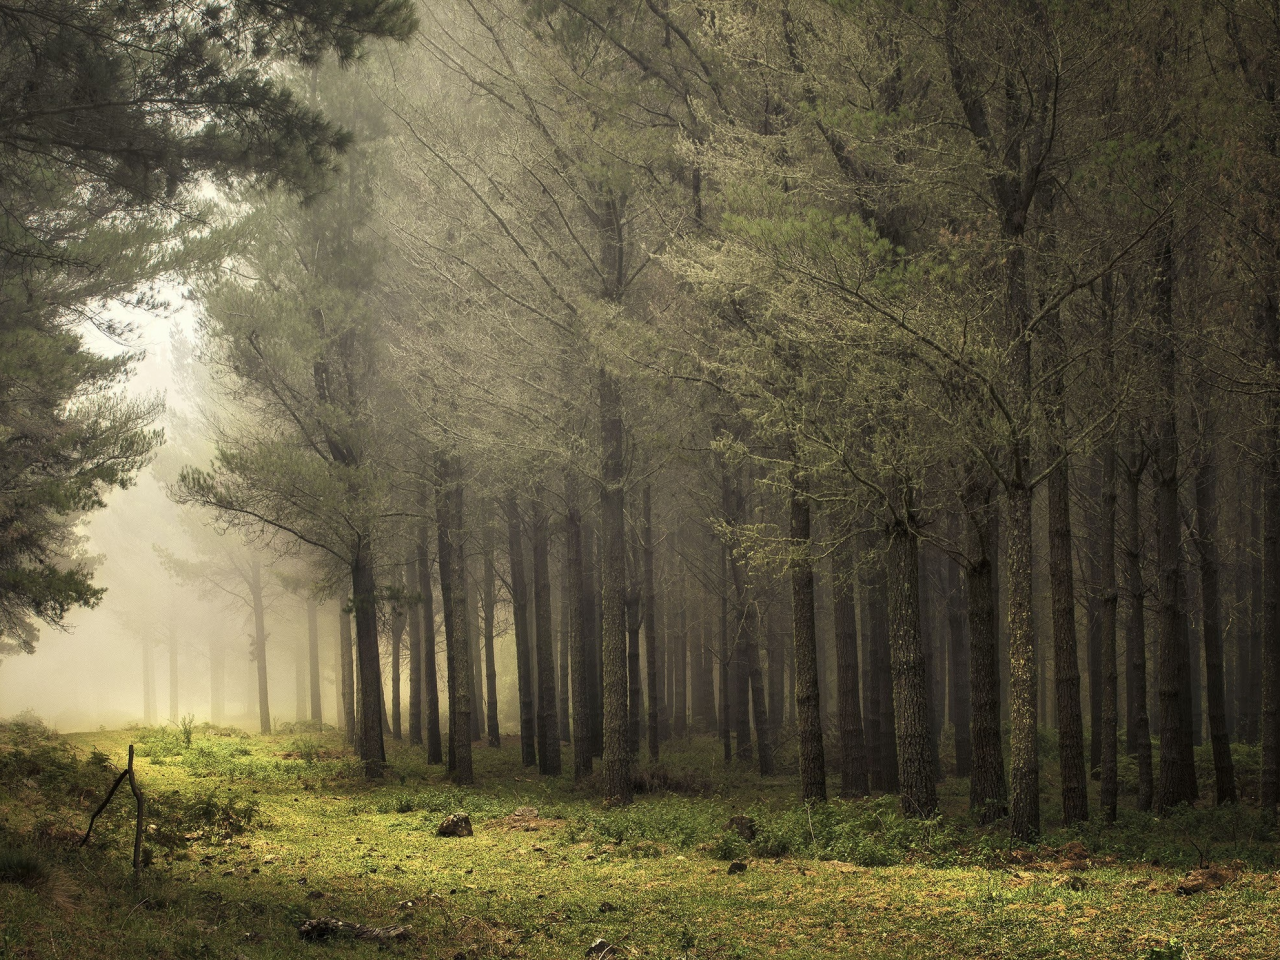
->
[1,718,1277,959]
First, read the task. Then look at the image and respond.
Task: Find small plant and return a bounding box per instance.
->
[179,714,196,749]
[1146,940,1185,960]
[0,848,46,889]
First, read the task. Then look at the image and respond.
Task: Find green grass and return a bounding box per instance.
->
[1,718,1277,959]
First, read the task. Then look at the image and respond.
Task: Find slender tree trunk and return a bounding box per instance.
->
[566,477,593,779]
[887,508,937,818]
[1153,235,1198,812]
[559,573,572,744]
[965,490,1007,822]
[483,519,501,749]
[251,563,271,736]
[1007,480,1040,841]
[339,603,355,746]
[599,372,631,803]
[307,599,322,723]
[448,483,474,783]
[1100,440,1120,822]
[390,575,404,741]
[467,556,484,745]
[869,558,898,792]
[745,597,774,776]
[417,526,443,764]
[643,486,662,761]
[506,499,537,767]
[834,538,868,797]
[1123,446,1154,810]
[1195,423,1237,804]
[351,540,385,775]
[1261,292,1280,812]
[674,578,689,738]
[720,539,732,762]
[791,477,827,802]
[1048,454,1088,824]
[407,555,422,747]
[768,601,785,745]
[625,570,642,759]
[946,549,972,778]
[533,494,561,775]
[583,524,604,758]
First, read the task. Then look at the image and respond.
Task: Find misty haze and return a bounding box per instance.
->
[2,2,1279,959]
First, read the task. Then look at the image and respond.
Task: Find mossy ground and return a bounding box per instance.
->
[1,719,1277,959]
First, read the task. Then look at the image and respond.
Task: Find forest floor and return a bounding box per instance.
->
[1,717,1277,960]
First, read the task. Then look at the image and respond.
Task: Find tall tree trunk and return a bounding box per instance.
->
[406,555,422,747]
[834,538,868,797]
[720,537,732,761]
[745,597,774,776]
[339,603,355,746]
[390,573,404,741]
[768,600,785,745]
[307,599,322,723]
[559,572,572,744]
[1195,422,1237,804]
[1007,479,1040,841]
[887,507,937,818]
[467,554,484,745]
[417,526,443,764]
[251,562,271,736]
[791,477,827,802]
[1099,440,1120,822]
[533,493,562,775]
[946,549,972,778]
[506,498,537,767]
[868,557,898,792]
[483,518,501,749]
[964,487,1007,822]
[566,476,593,778]
[643,485,662,761]
[583,523,604,758]
[437,470,473,783]
[625,557,642,759]
[1123,444,1154,810]
[1153,235,1198,812]
[674,578,689,738]
[1261,292,1280,812]
[1048,454,1088,824]
[351,539,386,775]
[599,371,631,803]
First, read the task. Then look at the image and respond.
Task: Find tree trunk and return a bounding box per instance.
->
[599,371,631,803]
[559,572,572,743]
[745,597,774,776]
[533,493,562,775]
[1099,440,1120,822]
[1153,235,1198,813]
[390,573,404,741]
[437,471,473,783]
[720,539,732,762]
[643,485,662,761]
[566,476,593,779]
[307,599,322,724]
[482,518,501,749]
[1261,292,1280,812]
[1195,424,1236,804]
[625,561,643,759]
[251,562,271,736]
[506,498,537,767]
[1007,480,1040,841]
[886,509,937,818]
[946,549,972,778]
[1123,445,1154,810]
[339,603,355,746]
[834,538,868,797]
[1048,455,1088,824]
[868,556,898,792]
[406,555,422,747]
[417,526,443,764]
[965,489,1007,822]
[791,477,827,802]
[351,540,386,775]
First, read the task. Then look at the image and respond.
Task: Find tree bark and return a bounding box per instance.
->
[1048,455,1088,824]
[416,526,443,764]
[643,485,662,761]
[964,489,1007,822]
[482,517,501,749]
[566,478,593,779]
[506,498,537,767]
[351,539,386,775]
[390,571,404,741]
[946,550,972,778]
[437,471,473,783]
[532,493,561,775]
[1099,441,1120,822]
[834,538,868,797]
[307,599,322,724]
[1194,421,1236,804]
[251,561,271,736]
[406,554,422,746]
[1007,480,1040,841]
[791,477,827,802]
[339,603,355,746]
[599,371,632,804]
[868,556,898,792]
[1262,292,1280,813]
[886,508,937,818]
[1123,443,1154,811]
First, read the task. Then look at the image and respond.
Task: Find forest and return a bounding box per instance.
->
[2,0,1280,957]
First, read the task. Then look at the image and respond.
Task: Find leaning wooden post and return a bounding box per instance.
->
[127,744,145,878]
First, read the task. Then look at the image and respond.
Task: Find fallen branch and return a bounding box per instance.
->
[80,744,146,879]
